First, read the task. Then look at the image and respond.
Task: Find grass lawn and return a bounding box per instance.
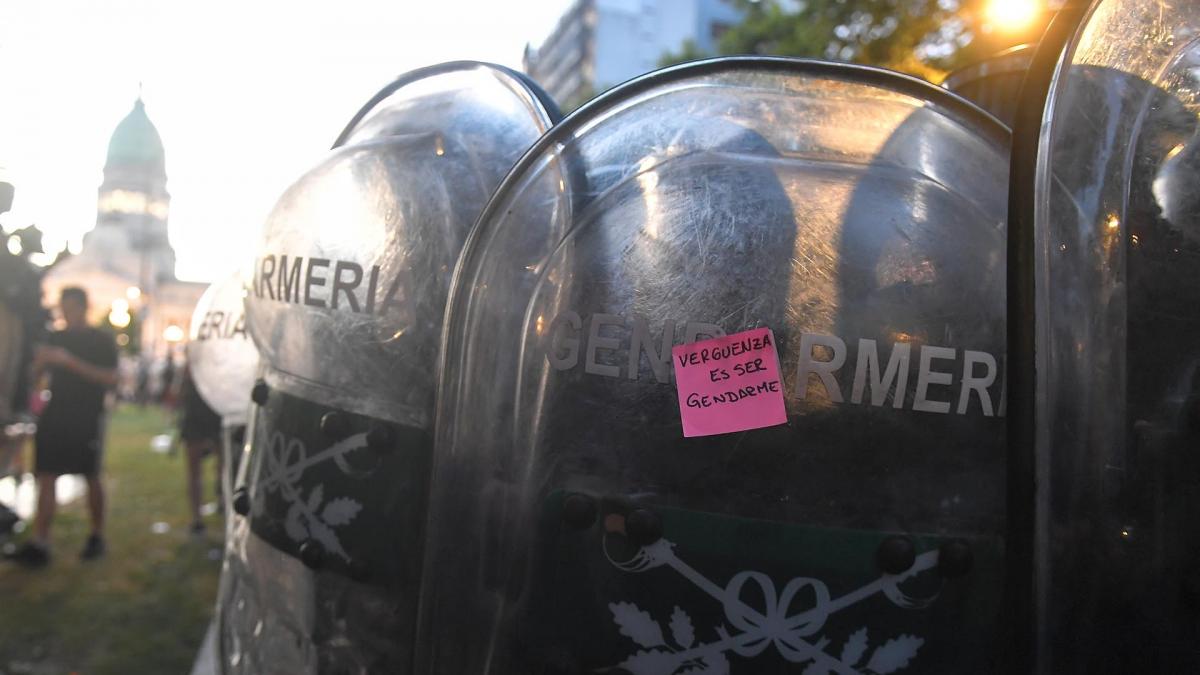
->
[0,405,223,675]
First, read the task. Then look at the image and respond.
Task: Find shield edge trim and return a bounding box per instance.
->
[331,60,564,149]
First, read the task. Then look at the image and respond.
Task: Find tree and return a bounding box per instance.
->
[561,84,598,114]
[656,39,711,69]
[660,0,1051,82]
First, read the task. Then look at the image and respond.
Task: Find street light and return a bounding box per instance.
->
[986,0,1041,32]
[109,310,132,329]
[162,324,184,344]
[109,299,132,329]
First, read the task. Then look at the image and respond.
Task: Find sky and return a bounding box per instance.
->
[0,0,572,281]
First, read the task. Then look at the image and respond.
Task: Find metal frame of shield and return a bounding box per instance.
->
[1030,1,1200,672]
[943,44,1035,129]
[218,61,560,675]
[1002,4,1088,671]
[420,57,1010,675]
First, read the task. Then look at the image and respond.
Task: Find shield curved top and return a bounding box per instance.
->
[244,61,560,426]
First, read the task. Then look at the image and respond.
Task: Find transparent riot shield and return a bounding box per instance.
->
[219,62,559,674]
[421,58,1010,674]
[1033,1,1200,672]
[188,273,259,429]
[186,273,259,555]
[944,45,1034,128]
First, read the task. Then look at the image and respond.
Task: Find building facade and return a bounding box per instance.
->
[84,97,175,287]
[43,96,205,357]
[524,0,743,108]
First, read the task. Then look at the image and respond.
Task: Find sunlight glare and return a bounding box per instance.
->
[986,0,1041,32]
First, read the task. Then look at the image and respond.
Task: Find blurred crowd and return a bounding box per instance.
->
[1,230,220,566]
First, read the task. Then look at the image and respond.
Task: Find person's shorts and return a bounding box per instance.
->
[180,398,222,444]
[35,409,106,476]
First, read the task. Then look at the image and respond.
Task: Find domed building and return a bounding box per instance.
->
[43,95,206,360]
[84,96,174,283]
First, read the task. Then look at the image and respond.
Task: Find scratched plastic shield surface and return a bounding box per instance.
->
[421,59,1009,674]
[219,63,558,675]
[1033,2,1200,672]
[187,273,259,427]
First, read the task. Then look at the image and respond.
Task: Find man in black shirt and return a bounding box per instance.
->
[5,287,118,567]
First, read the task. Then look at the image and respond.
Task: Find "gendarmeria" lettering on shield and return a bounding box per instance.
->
[543,310,1003,417]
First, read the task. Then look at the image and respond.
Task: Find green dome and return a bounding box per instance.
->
[105,98,165,175]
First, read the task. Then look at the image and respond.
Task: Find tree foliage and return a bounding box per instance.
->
[657,39,711,69]
[660,0,1049,82]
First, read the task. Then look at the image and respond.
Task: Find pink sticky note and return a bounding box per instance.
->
[672,327,788,437]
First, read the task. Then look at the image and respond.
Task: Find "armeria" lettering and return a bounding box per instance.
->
[251,253,409,317]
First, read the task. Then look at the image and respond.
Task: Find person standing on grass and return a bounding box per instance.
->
[174,365,222,536]
[4,287,118,568]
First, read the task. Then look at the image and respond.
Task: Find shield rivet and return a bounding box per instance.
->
[366,424,396,451]
[299,539,325,570]
[625,508,663,546]
[250,380,269,406]
[232,487,250,516]
[320,412,351,438]
[561,494,597,530]
[937,539,973,578]
[877,535,916,574]
[349,559,371,582]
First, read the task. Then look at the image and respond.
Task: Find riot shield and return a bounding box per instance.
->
[1033,1,1200,671]
[187,273,259,429]
[219,62,559,674]
[944,44,1034,128]
[186,272,259,530]
[421,58,1010,674]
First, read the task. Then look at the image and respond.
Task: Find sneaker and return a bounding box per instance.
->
[79,534,106,561]
[4,542,50,568]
